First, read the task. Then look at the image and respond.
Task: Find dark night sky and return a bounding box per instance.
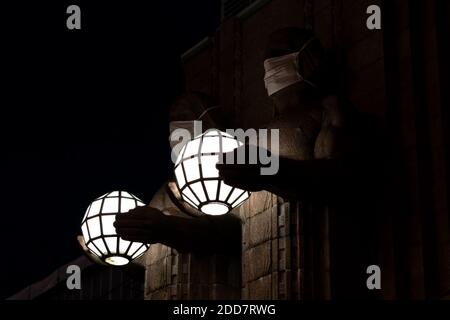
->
[0,1,221,299]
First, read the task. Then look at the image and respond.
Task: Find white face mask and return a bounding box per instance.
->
[169,121,200,163]
[169,121,195,142]
[263,38,317,96]
[168,106,219,163]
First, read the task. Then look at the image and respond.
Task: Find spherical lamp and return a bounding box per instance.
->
[174,129,250,216]
[80,191,149,266]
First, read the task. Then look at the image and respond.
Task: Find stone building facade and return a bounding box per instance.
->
[9,256,145,300]
[144,0,450,300]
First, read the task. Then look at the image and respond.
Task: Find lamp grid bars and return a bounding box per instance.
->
[174,129,250,216]
[81,191,149,266]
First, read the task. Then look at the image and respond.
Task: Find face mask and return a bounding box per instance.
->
[168,106,219,163]
[169,121,199,163]
[263,37,317,96]
[169,121,195,141]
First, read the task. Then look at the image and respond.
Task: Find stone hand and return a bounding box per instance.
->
[217,144,351,201]
[216,144,275,192]
[114,206,170,244]
[114,204,241,255]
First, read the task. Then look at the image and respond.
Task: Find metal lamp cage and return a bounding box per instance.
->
[81,191,149,266]
[174,129,250,216]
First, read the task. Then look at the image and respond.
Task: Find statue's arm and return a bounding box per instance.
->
[114,185,241,255]
[217,96,357,201]
[217,155,350,201]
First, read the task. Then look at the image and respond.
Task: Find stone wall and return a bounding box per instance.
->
[144,186,241,300]
[145,244,241,299]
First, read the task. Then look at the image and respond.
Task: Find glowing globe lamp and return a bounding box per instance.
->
[81,191,149,266]
[174,129,250,216]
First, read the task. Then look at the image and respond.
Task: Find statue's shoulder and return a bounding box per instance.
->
[148,185,167,207]
[321,95,348,128]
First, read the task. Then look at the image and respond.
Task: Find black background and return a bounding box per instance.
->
[0,0,220,299]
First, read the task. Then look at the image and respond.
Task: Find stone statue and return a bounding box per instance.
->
[111,27,383,299]
[218,27,363,203]
[114,92,242,255]
[114,93,242,299]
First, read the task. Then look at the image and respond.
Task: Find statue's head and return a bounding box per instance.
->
[168,92,224,158]
[169,92,217,123]
[169,91,223,129]
[264,27,331,112]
